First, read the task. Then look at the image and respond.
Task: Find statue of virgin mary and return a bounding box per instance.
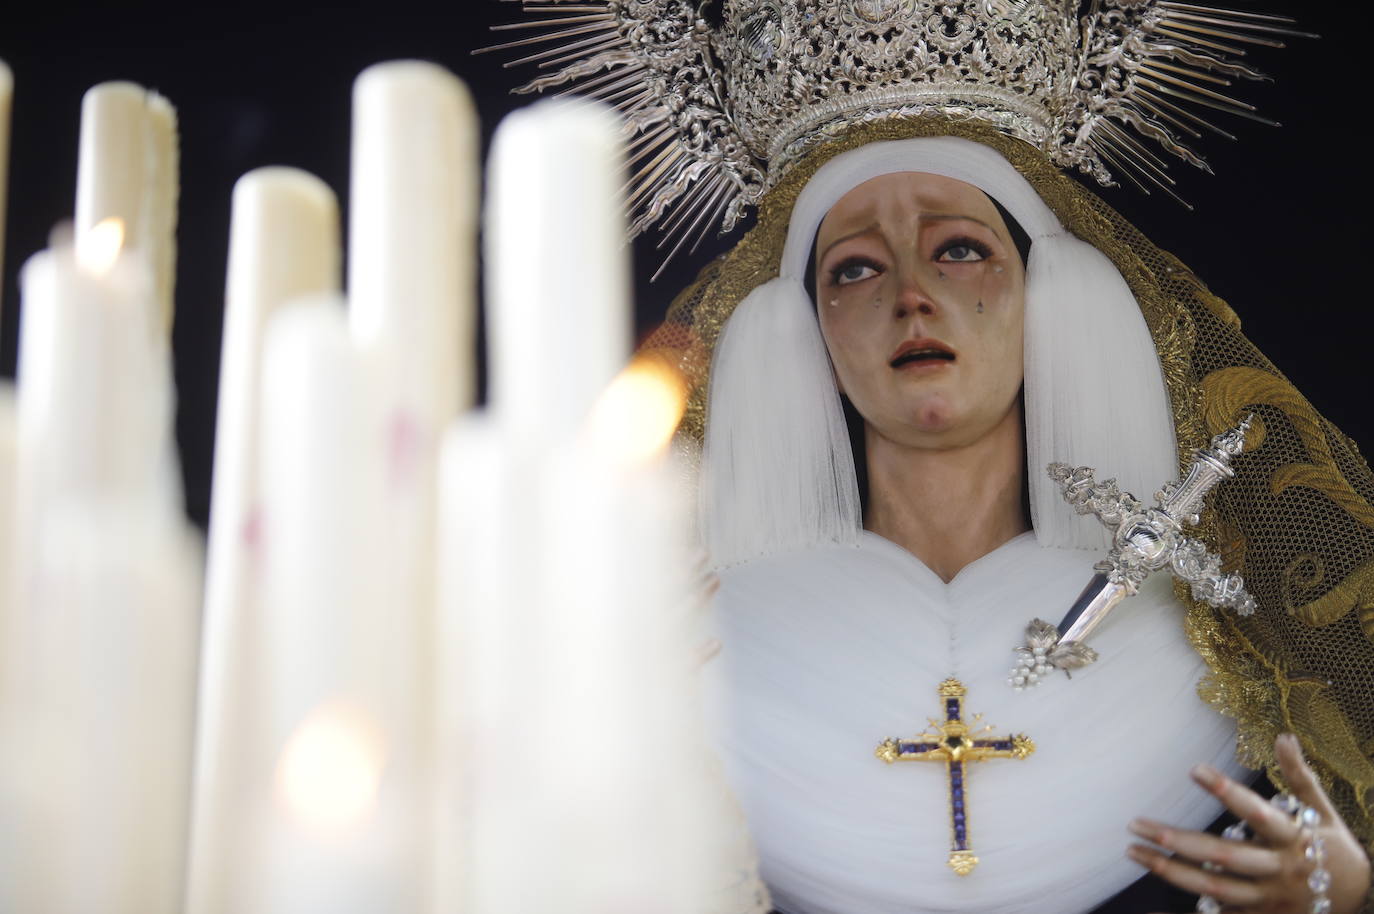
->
[490,1,1374,911]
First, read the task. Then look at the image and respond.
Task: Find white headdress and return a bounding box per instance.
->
[700,136,1178,567]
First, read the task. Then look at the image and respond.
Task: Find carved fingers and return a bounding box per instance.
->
[1127,734,1373,914]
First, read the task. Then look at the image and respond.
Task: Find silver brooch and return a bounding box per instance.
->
[1009,417,1257,691]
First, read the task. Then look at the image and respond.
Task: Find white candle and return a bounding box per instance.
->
[524,360,723,914]
[485,98,631,450]
[349,60,477,424]
[0,61,12,319]
[0,234,200,913]
[480,98,748,912]
[0,384,13,899]
[0,60,11,630]
[187,168,340,914]
[15,227,170,513]
[75,82,179,334]
[243,296,411,911]
[5,491,201,914]
[475,94,651,912]
[434,414,509,913]
[257,298,383,750]
[0,384,15,665]
[347,61,480,912]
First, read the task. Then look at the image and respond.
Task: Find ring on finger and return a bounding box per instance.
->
[1194,793,1330,914]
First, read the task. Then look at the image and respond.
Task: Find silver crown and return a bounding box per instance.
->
[484,1,1308,269]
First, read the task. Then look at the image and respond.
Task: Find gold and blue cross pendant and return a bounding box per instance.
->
[875,678,1034,876]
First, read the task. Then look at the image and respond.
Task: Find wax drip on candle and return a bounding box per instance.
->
[241,506,264,550]
[386,410,423,490]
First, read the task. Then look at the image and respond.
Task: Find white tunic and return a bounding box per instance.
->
[703,531,1247,914]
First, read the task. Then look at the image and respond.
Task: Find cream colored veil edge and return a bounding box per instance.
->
[699,136,1177,568]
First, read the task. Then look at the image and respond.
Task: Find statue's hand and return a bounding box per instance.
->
[1126,733,1371,914]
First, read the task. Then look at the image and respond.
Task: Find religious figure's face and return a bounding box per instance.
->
[814,172,1026,449]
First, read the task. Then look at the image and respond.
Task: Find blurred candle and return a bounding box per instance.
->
[0,383,12,884]
[0,384,14,666]
[471,98,630,914]
[257,299,383,730]
[1,228,200,913]
[0,61,11,319]
[349,60,477,424]
[0,385,12,897]
[348,61,479,912]
[6,490,202,914]
[244,297,408,910]
[527,357,719,914]
[187,168,340,914]
[434,414,508,913]
[75,82,179,334]
[486,98,630,450]
[15,222,169,512]
[0,60,11,651]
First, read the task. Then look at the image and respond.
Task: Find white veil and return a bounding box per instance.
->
[700,137,1178,567]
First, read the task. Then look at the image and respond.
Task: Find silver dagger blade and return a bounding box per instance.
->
[1056,573,1129,646]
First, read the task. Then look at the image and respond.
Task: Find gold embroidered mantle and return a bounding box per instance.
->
[646,116,1374,858]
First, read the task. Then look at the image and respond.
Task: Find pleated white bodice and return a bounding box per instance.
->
[703,531,1246,914]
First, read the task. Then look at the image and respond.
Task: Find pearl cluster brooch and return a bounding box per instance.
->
[1007,645,1051,692]
[1006,618,1096,691]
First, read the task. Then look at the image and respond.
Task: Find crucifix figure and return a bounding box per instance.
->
[875,678,1035,875]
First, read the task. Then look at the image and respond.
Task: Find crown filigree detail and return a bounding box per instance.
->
[483,1,1309,272]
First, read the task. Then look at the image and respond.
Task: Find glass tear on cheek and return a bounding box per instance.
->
[937,270,947,280]
[976,300,984,313]
[828,298,839,307]
[993,264,1005,274]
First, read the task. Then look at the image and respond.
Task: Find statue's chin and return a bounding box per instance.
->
[868,390,1022,453]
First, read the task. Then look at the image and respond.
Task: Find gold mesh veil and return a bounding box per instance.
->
[642,115,1374,856]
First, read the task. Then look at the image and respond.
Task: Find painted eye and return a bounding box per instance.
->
[831,259,882,286]
[938,243,986,263]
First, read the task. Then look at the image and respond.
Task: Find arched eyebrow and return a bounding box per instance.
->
[818,222,881,263]
[818,213,1000,262]
[920,212,998,233]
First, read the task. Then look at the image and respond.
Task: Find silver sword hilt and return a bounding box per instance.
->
[1009,417,1256,691]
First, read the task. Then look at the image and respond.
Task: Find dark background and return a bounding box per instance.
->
[0,3,1365,528]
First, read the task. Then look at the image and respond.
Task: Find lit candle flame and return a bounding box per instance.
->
[275,702,386,833]
[76,217,125,276]
[587,350,688,464]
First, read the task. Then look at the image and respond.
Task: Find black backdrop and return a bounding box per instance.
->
[0,3,1366,528]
